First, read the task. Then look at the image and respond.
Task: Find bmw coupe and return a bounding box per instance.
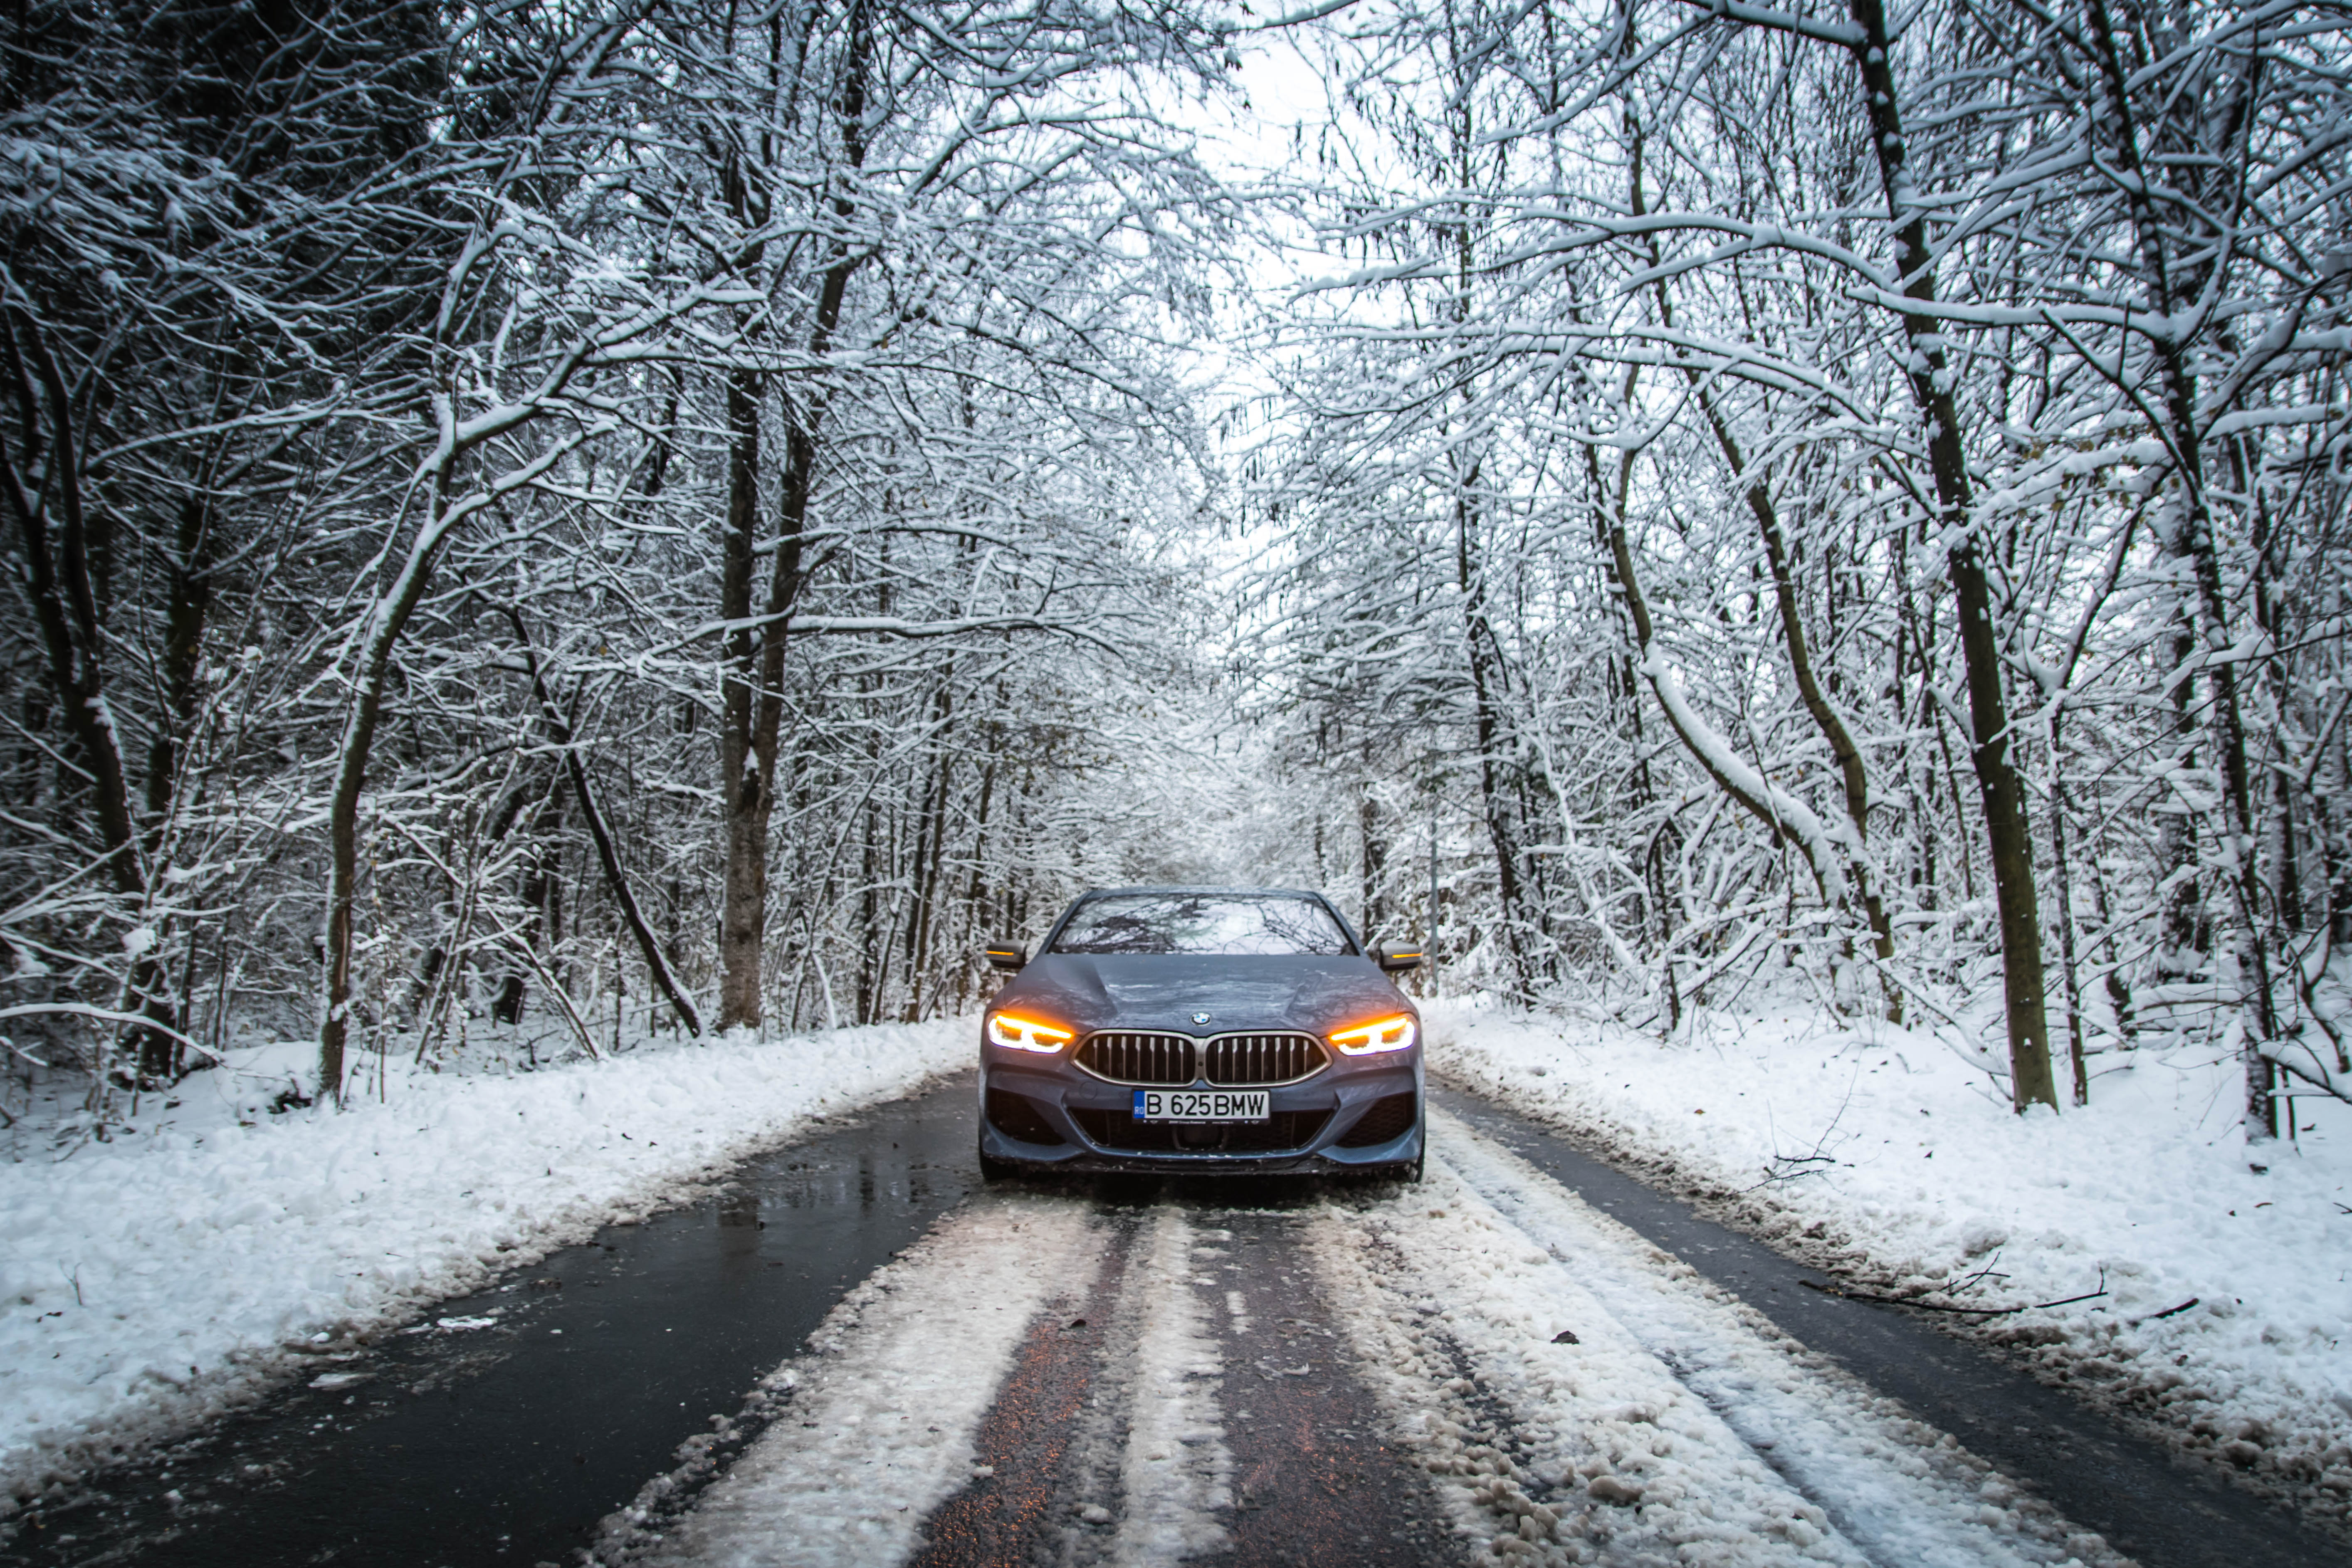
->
[975,887,1424,1180]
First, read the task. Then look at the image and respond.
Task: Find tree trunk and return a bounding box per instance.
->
[1692,383,1899,1017]
[143,494,214,833]
[2155,609,2206,980]
[320,470,460,1099]
[0,309,178,1081]
[1458,479,1530,995]
[716,365,768,1031]
[712,0,870,1030]
[508,609,703,1036]
[1846,0,2056,1110]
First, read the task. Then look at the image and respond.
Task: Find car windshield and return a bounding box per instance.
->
[1050,894,1353,956]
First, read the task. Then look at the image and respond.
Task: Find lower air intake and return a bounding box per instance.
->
[1336,1093,1418,1148]
[986,1089,1065,1146]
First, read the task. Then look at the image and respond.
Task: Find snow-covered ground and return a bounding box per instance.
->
[1317,1121,2126,1566]
[1427,998,2352,1529]
[0,1018,971,1509]
[15,990,2350,1553]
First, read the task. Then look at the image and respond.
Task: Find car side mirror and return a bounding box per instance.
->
[983,940,1028,971]
[1372,941,1423,972]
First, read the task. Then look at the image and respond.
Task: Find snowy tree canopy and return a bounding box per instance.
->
[0,0,2345,1134]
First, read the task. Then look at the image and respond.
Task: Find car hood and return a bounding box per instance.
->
[992,953,1411,1036]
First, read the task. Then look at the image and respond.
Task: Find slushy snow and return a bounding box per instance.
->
[638,1195,1102,1568]
[1109,1210,1233,1567]
[1426,998,2352,1527]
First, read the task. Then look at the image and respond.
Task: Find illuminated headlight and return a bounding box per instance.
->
[987,1012,1074,1053]
[1329,1014,1417,1055]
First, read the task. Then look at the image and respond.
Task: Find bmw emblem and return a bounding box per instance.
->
[1191,1011,1212,1026]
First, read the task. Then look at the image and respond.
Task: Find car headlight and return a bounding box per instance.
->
[1329,1013,1417,1055]
[987,1012,1075,1053]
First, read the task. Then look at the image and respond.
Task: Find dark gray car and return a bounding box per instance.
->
[975,887,1424,1179]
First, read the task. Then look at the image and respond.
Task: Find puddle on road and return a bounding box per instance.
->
[4,1076,983,1568]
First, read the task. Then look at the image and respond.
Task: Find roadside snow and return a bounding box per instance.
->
[0,1019,970,1507]
[1313,1159,1868,1567]
[1427,1108,2125,1566]
[638,1196,1100,1568]
[1428,998,2352,1526]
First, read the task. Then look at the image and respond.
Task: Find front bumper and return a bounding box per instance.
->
[978,1046,1423,1174]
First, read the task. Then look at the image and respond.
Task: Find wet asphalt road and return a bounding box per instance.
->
[3,1086,986,1568]
[6,1075,2345,1568]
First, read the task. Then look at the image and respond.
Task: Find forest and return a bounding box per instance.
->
[2,0,2345,1136]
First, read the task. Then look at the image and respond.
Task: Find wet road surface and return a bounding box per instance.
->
[4,1085,983,1568]
[8,1075,2346,1568]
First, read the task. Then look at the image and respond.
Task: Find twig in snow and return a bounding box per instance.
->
[1742,1153,1835,1191]
[1939,1250,2012,1299]
[2129,1298,2200,1326]
[1801,1267,2107,1316]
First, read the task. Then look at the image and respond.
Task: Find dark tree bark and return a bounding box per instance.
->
[143,494,214,835]
[1846,0,2057,1110]
[0,309,179,1080]
[716,363,769,1032]
[1458,478,1532,995]
[715,0,870,1030]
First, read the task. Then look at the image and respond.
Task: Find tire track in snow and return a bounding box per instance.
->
[1308,1188,1839,1568]
[632,1193,1103,1568]
[1305,1145,2125,1568]
[1103,1208,1233,1567]
[1201,1210,1461,1566]
[1393,1106,2135,1568]
[622,1199,1244,1568]
[906,1210,1147,1567]
[614,1124,2132,1568]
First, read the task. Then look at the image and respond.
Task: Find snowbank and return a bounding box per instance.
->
[0,1018,971,1507]
[1428,999,2352,1529]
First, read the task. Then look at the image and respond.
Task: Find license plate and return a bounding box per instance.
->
[1132,1089,1270,1122]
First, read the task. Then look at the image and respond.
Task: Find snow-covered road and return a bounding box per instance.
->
[598,1108,2139,1568]
[18,1076,2335,1568]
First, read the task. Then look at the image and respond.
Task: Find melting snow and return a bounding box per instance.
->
[640,1196,1101,1567]
[1108,1210,1232,1566]
[1428,999,2352,1527]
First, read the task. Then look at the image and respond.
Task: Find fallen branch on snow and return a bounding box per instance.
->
[2128,1297,2200,1326]
[1800,1267,2108,1316]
